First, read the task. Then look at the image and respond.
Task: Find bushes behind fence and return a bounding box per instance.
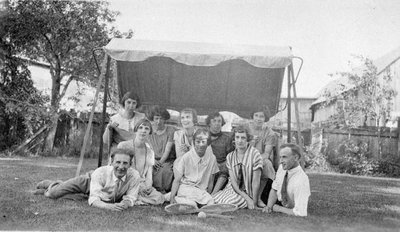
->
[305,138,400,177]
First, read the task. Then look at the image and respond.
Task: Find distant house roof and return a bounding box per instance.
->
[311,76,355,106]
[374,46,400,75]
[311,46,400,107]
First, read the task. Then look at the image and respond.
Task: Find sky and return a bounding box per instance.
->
[106,0,400,97]
[29,0,400,112]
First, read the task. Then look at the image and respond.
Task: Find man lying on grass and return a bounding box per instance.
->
[34,149,142,211]
[263,143,310,216]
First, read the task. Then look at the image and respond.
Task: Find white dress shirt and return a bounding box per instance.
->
[88,166,141,207]
[272,164,311,216]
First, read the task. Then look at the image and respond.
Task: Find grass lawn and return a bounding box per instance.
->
[0,156,399,231]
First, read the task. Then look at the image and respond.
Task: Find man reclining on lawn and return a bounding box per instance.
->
[262,143,310,216]
[34,149,142,211]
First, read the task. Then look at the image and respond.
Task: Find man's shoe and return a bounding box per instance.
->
[36,180,53,189]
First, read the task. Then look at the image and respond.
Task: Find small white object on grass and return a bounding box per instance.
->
[198,212,206,218]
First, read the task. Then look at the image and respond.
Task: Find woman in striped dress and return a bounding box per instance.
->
[213,125,263,209]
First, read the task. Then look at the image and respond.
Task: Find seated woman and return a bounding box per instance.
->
[146,105,176,193]
[173,108,199,161]
[117,119,164,205]
[205,112,234,195]
[170,128,219,207]
[213,125,263,209]
[247,109,277,207]
[103,91,145,155]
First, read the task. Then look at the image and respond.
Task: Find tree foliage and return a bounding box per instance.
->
[3,0,119,108]
[322,57,397,128]
[0,6,50,150]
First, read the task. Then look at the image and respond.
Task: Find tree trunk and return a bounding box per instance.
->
[50,70,61,108]
[46,68,62,152]
[43,113,60,153]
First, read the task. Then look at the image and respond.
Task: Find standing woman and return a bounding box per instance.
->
[117,119,165,205]
[146,105,176,193]
[173,108,198,161]
[213,125,263,209]
[103,91,146,150]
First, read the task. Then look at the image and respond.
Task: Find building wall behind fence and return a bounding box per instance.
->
[311,123,399,161]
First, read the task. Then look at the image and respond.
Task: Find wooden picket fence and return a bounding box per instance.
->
[311,124,399,159]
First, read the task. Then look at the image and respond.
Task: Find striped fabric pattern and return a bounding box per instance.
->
[213,183,247,208]
[213,146,263,208]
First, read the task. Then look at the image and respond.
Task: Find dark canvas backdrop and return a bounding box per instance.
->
[116,56,285,118]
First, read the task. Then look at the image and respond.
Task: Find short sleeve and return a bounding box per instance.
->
[263,128,277,146]
[109,114,118,124]
[252,149,263,171]
[226,152,233,171]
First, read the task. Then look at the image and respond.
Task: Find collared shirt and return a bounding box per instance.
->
[272,165,311,216]
[88,166,142,207]
[175,146,219,190]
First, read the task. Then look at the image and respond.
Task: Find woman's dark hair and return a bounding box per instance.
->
[120,91,141,108]
[146,105,170,121]
[232,125,253,142]
[133,118,153,135]
[280,143,302,159]
[180,108,198,125]
[205,112,226,126]
[250,105,271,122]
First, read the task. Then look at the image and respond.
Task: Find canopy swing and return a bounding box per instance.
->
[75,38,303,176]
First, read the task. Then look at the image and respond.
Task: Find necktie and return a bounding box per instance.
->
[113,178,121,203]
[281,171,289,207]
[238,164,245,191]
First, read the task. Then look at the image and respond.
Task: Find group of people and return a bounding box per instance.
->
[34,91,311,217]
